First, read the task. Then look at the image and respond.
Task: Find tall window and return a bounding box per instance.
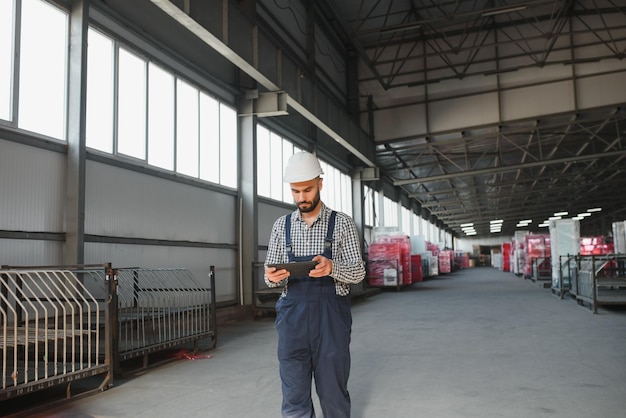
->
[86,28,114,152]
[118,48,147,160]
[401,206,411,235]
[85,28,238,188]
[199,92,219,182]
[383,196,398,227]
[420,217,429,240]
[256,125,298,203]
[412,213,420,236]
[320,161,352,216]
[217,104,238,188]
[148,62,175,170]
[364,186,379,227]
[0,0,14,121]
[13,0,68,139]
[176,79,199,177]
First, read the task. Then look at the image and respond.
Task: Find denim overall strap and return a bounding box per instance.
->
[285,211,337,262]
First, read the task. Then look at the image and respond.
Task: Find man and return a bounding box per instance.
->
[265,151,366,418]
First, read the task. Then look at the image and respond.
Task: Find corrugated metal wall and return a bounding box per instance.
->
[0,139,65,232]
[86,161,236,242]
[0,139,238,303]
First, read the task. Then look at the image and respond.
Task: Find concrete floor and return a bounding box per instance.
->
[12,267,626,417]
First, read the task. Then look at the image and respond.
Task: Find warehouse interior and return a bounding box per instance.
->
[1,0,626,416]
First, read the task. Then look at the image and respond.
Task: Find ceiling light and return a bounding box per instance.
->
[554,212,568,216]
[563,58,601,65]
[577,213,591,217]
[548,216,562,220]
[587,208,602,212]
[379,22,422,33]
[572,216,584,220]
[481,6,527,17]
[460,223,474,227]
[538,223,549,228]
[519,219,532,224]
[490,219,504,224]
[466,231,477,236]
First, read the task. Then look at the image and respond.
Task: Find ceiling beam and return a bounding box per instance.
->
[393,149,626,186]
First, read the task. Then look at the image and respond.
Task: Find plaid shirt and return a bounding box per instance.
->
[264,203,365,296]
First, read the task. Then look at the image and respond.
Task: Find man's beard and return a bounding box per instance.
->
[297,191,321,213]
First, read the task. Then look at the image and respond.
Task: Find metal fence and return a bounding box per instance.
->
[570,254,626,313]
[1,264,216,403]
[1,264,112,400]
[112,267,217,369]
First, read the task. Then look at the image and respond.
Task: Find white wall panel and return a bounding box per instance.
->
[85,242,237,302]
[456,236,513,254]
[499,61,572,90]
[0,238,64,266]
[85,161,236,243]
[501,80,575,121]
[0,139,65,232]
[428,76,496,100]
[577,72,626,110]
[374,103,427,141]
[429,92,499,132]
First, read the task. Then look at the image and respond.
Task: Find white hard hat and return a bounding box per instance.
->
[283,151,324,183]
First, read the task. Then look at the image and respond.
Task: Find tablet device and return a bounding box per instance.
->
[267,261,318,277]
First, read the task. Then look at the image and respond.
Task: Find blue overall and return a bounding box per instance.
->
[275,211,352,418]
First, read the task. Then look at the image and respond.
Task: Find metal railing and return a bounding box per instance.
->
[1,264,217,403]
[571,254,626,313]
[1,264,113,400]
[112,266,217,369]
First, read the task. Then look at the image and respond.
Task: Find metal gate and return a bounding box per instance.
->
[0,265,112,400]
[112,266,217,370]
[1,264,217,403]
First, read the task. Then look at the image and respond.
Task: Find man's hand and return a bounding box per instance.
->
[309,255,333,278]
[265,266,290,283]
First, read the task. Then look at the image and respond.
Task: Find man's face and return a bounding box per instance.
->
[290,177,322,213]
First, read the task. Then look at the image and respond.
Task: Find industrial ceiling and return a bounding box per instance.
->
[318,0,626,238]
[105,0,626,239]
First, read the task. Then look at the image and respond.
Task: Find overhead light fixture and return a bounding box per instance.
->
[549,216,562,220]
[481,5,527,17]
[572,216,584,220]
[490,219,504,224]
[554,211,568,217]
[484,68,519,76]
[460,223,474,227]
[587,208,602,212]
[538,223,549,228]
[577,213,591,217]
[407,79,441,88]
[379,22,422,33]
[563,58,601,65]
